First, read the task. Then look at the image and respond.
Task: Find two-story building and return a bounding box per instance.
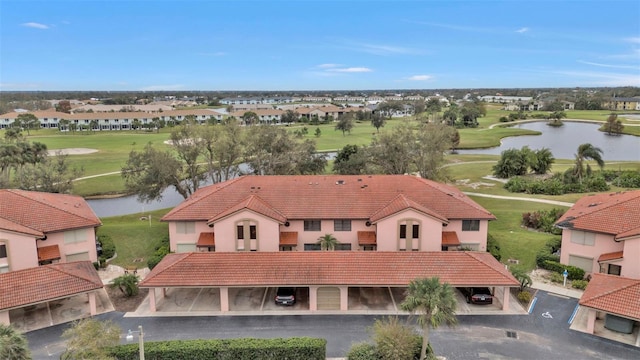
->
[555,190,640,279]
[140,175,519,313]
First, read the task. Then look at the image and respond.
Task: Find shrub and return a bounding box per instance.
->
[493,149,529,178]
[347,342,377,360]
[510,266,532,291]
[571,280,589,290]
[147,236,170,270]
[547,272,564,283]
[107,337,326,360]
[486,234,501,261]
[540,260,585,280]
[97,234,116,263]
[521,208,564,234]
[517,291,532,305]
[110,274,139,297]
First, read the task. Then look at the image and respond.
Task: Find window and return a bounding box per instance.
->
[176,244,196,253]
[570,231,595,246]
[608,264,622,276]
[412,224,420,238]
[462,220,480,231]
[0,244,6,258]
[66,252,90,262]
[64,229,87,244]
[237,225,244,239]
[250,225,257,239]
[363,245,376,251]
[399,225,407,239]
[176,222,196,234]
[304,244,322,251]
[334,220,352,231]
[304,220,321,231]
[335,243,352,251]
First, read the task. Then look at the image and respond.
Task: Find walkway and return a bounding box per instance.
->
[463,192,574,207]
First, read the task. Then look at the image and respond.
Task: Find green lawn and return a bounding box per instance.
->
[472,196,563,271]
[98,208,170,268]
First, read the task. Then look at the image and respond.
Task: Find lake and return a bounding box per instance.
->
[458,121,640,161]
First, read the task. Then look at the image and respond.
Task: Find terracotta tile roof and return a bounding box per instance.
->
[0,261,103,311]
[442,231,461,246]
[0,189,101,234]
[555,191,640,240]
[196,232,215,247]
[37,245,61,262]
[0,217,43,237]
[579,273,640,321]
[208,195,287,224]
[358,231,377,245]
[370,194,448,223]
[140,251,518,288]
[279,232,298,246]
[597,251,624,262]
[163,175,495,223]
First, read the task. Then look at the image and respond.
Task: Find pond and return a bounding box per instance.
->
[457,121,640,161]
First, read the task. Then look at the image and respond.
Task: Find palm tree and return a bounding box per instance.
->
[0,323,31,360]
[573,143,605,181]
[400,277,457,360]
[316,233,339,251]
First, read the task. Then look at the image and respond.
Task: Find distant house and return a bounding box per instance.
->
[604,97,640,111]
[0,189,102,273]
[555,191,640,279]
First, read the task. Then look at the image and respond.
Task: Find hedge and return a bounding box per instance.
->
[540,260,585,280]
[106,337,326,360]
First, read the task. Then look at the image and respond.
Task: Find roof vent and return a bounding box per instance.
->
[336,180,345,185]
[588,203,599,207]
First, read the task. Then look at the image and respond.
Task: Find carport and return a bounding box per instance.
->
[140,251,519,314]
[0,261,105,329]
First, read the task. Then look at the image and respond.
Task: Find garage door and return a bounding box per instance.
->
[66,252,90,262]
[317,287,340,310]
[568,255,594,273]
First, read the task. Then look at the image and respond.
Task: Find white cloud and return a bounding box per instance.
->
[625,37,640,44]
[578,60,639,70]
[408,75,432,81]
[553,70,640,86]
[327,67,372,73]
[516,27,529,33]
[21,22,49,29]
[317,63,342,69]
[140,84,185,91]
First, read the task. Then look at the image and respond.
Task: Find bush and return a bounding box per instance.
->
[147,236,170,270]
[547,272,565,283]
[107,337,326,360]
[486,234,501,261]
[517,291,532,305]
[347,342,378,360]
[97,234,116,263]
[536,251,560,267]
[540,260,585,280]
[521,208,564,234]
[571,279,589,290]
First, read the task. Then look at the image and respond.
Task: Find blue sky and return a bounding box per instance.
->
[1,0,639,91]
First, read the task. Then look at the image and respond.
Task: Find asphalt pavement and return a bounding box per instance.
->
[26,290,640,359]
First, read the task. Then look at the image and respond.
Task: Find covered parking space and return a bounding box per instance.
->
[0,261,108,331]
[140,251,519,314]
[572,273,640,347]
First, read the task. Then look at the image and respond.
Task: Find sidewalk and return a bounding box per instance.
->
[531,280,584,299]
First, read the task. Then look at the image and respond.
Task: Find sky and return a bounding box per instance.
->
[1,0,639,91]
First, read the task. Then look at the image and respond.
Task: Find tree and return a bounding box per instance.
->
[400,277,457,360]
[450,129,460,153]
[548,111,566,126]
[132,118,141,132]
[377,101,403,118]
[55,100,72,113]
[335,113,354,136]
[111,273,139,297]
[242,111,259,125]
[0,323,31,360]
[61,318,121,360]
[442,105,458,127]
[169,123,206,194]
[368,121,414,175]
[510,266,532,292]
[412,123,454,181]
[604,113,624,135]
[122,142,194,201]
[573,143,605,181]
[281,109,299,124]
[458,102,485,127]
[370,112,386,133]
[200,120,245,183]
[333,144,368,175]
[17,152,83,193]
[89,119,99,132]
[529,148,555,175]
[317,233,338,251]
[425,98,442,122]
[543,101,564,112]
[59,119,70,132]
[15,113,39,135]
[492,148,530,178]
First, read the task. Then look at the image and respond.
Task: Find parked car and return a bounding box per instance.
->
[275,287,296,306]
[459,287,493,305]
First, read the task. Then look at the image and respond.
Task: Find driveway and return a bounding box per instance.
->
[25,290,640,360]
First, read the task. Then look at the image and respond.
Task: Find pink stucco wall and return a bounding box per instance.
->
[283,219,372,250]
[445,220,489,251]
[620,238,640,279]
[214,212,281,252]
[0,231,38,271]
[375,210,444,251]
[43,228,98,262]
[560,229,624,274]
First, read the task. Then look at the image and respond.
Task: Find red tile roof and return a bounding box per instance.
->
[196,232,215,247]
[162,175,495,223]
[208,195,287,223]
[140,252,518,288]
[0,261,103,310]
[279,232,298,246]
[37,245,61,262]
[442,231,461,246]
[370,194,448,223]
[0,189,101,235]
[579,273,640,321]
[357,231,377,245]
[556,191,640,240]
[597,251,624,262]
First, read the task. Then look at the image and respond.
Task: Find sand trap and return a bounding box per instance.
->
[47,148,99,156]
